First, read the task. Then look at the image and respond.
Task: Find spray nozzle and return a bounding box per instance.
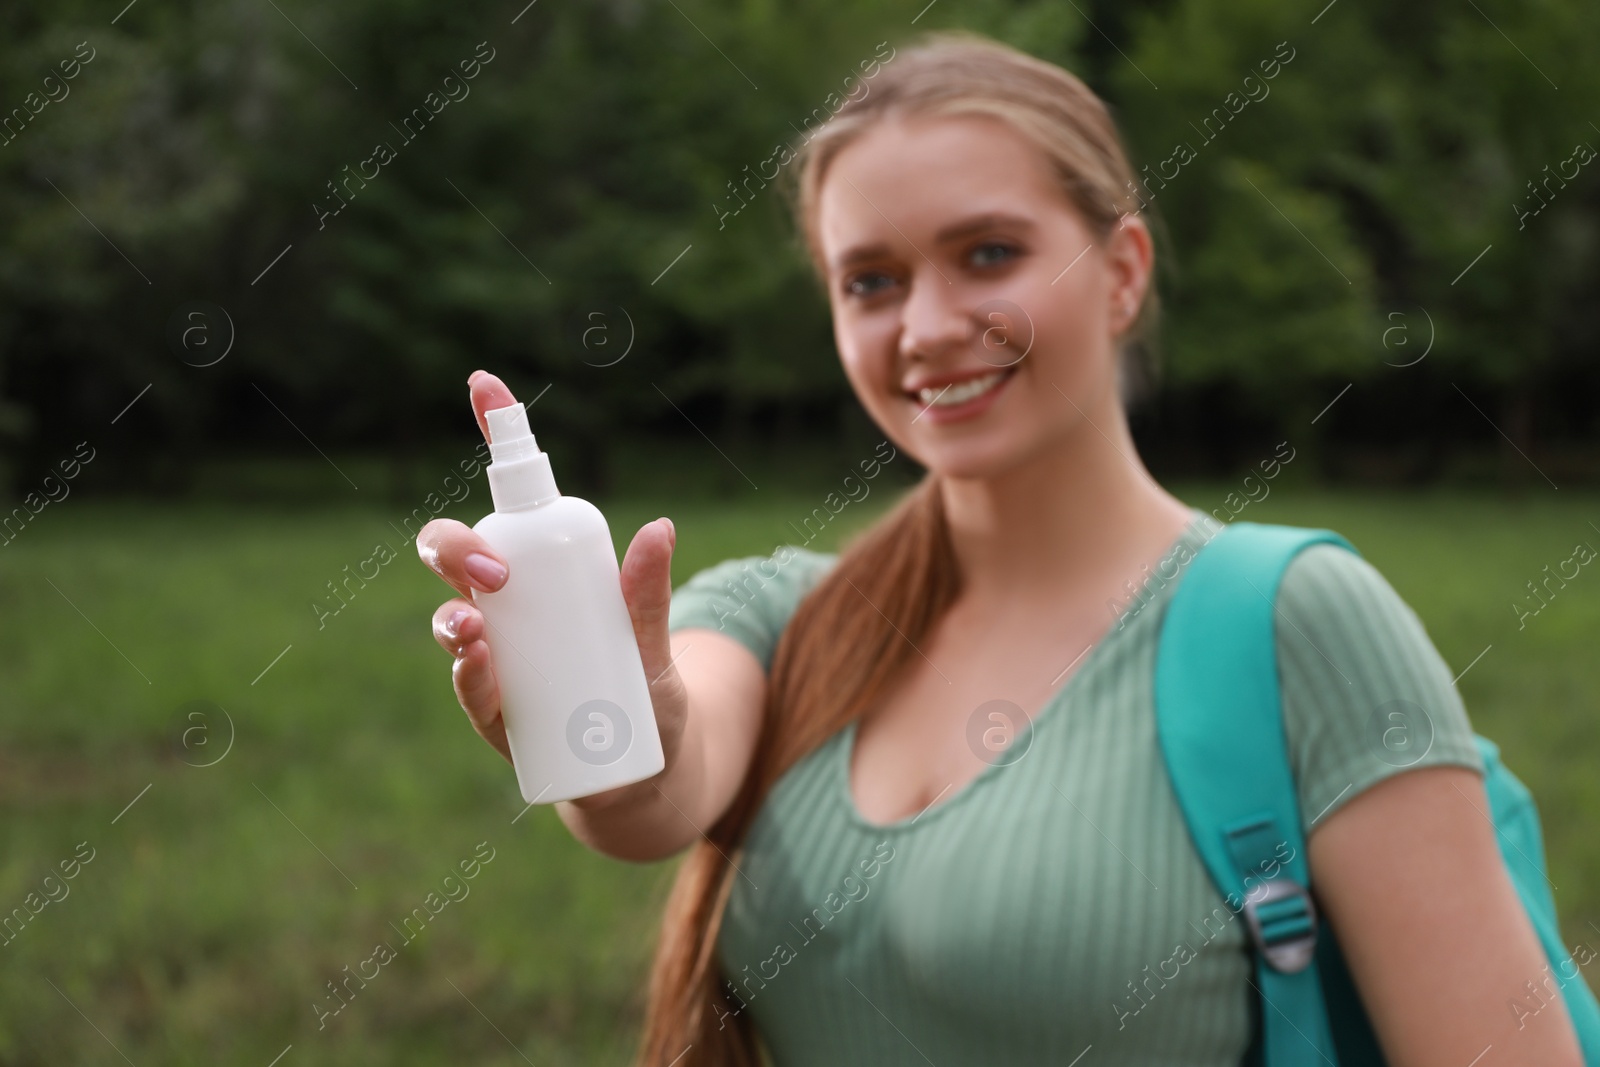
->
[481,399,559,510]
[485,403,541,463]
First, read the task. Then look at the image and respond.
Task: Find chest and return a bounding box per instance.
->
[714,635,1254,1065]
[847,601,1116,826]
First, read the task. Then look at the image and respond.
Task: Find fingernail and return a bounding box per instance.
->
[465,553,507,591]
[444,608,469,638]
[659,516,675,547]
[468,369,487,384]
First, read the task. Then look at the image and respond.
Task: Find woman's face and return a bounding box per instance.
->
[816,113,1152,481]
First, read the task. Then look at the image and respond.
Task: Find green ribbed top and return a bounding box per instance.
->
[666,510,1484,1066]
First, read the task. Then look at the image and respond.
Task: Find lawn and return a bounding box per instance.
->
[1,482,1597,1064]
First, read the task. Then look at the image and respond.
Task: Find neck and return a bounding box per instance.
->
[937,385,1192,609]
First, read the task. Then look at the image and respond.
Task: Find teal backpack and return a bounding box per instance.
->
[1153,521,1600,1065]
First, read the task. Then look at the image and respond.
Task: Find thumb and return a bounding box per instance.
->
[619,516,679,692]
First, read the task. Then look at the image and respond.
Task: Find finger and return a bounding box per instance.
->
[417,517,508,599]
[467,370,520,445]
[453,639,511,763]
[618,516,680,694]
[432,597,486,657]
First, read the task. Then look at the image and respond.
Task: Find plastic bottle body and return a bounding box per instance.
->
[471,497,665,804]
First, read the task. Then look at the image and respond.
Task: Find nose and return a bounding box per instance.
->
[898,270,972,364]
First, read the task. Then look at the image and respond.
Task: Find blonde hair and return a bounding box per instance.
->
[636,30,1162,1066]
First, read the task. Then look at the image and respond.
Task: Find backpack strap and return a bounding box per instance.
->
[1154,520,1358,1067]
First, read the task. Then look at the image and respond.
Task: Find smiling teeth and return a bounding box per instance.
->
[920,371,1007,406]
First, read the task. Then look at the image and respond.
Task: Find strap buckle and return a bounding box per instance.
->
[1241,877,1318,973]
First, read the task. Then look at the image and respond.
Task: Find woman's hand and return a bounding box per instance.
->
[416,370,691,812]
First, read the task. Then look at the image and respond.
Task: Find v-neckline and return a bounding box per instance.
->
[836,508,1212,833]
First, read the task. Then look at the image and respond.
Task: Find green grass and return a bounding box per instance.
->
[1,484,1597,1063]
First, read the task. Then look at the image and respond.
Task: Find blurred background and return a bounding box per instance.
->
[2,0,1598,1062]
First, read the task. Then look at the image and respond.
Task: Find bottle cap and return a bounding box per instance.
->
[486,403,541,463]
[484,402,559,510]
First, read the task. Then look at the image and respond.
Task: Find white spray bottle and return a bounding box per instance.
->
[470,401,665,805]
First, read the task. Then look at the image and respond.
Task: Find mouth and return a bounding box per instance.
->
[906,366,1017,423]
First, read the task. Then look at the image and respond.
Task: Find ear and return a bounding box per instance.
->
[1105,213,1154,337]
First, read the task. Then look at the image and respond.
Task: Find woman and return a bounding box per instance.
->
[418,30,1584,1067]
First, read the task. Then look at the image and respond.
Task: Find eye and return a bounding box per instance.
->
[969,241,1020,268]
[843,270,896,298]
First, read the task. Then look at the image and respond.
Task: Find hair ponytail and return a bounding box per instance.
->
[637,474,957,1065]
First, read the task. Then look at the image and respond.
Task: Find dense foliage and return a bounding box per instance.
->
[2,0,1596,493]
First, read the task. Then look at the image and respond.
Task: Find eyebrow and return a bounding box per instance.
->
[830,211,1038,273]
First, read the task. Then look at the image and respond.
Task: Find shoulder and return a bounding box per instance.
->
[1274,541,1450,679]
[1271,539,1485,833]
[1278,539,1411,621]
[668,546,838,670]
[669,544,838,607]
